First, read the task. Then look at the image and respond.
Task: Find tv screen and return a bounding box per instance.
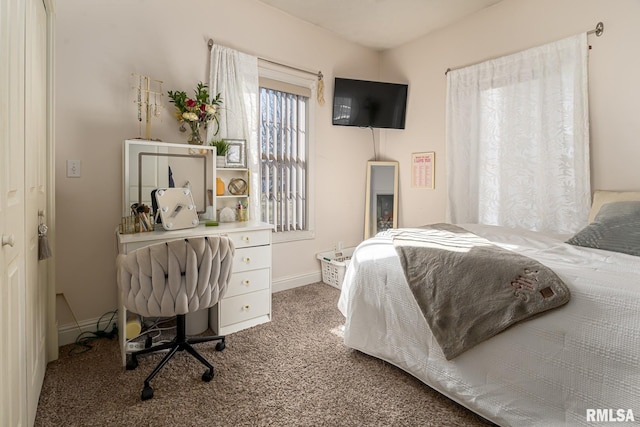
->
[332,78,408,129]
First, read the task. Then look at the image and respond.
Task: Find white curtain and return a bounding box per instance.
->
[209,45,260,221]
[446,34,591,234]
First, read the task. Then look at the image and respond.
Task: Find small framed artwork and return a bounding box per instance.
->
[411,151,435,189]
[225,139,246,168]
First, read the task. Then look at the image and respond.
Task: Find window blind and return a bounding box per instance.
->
[259,84,308,232]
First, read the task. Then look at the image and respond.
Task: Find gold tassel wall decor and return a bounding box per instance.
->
[317,72,325,105]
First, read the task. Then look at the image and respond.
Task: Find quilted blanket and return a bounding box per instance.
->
[390,223,570,359]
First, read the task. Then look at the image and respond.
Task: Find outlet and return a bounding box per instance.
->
[66,160,81,178]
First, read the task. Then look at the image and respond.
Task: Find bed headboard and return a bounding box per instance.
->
[589,190,640,223]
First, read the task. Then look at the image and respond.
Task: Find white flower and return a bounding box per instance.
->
[205,105,216,116]
[182,112,199,122]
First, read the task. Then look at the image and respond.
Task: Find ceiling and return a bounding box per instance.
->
[257,0,503,50]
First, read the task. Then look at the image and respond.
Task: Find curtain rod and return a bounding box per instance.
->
[207,39,323,80]
[445,22,604,75]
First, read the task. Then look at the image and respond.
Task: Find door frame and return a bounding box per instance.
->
[44,0,58,362]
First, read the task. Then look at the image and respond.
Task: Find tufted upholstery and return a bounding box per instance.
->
[117,236,234,317]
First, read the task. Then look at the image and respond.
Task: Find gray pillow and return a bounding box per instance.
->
[566,201,640,256]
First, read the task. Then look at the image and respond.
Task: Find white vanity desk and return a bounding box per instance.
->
[116,220,273,366]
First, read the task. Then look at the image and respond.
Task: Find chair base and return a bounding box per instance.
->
[126,314,225,400]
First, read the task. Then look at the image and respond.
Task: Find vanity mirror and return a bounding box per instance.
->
[123,140,215,216]
[364,161,399,240]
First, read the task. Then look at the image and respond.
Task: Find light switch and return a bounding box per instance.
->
[67,160,81,178]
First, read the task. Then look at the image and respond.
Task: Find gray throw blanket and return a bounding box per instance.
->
[390,224,570,360]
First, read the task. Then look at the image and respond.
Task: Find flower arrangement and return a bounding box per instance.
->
[167,82,222,145]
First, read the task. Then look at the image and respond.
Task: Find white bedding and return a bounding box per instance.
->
[338,224,640,426]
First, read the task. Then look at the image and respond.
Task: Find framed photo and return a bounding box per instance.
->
[225,139,246,168]
[411,151,435,189]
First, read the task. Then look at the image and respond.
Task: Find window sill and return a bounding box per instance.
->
[271,230,315,244]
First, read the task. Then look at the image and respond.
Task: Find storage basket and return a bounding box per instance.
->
[316,247,355,289]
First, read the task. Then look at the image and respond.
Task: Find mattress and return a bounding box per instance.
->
[338,224,640,426]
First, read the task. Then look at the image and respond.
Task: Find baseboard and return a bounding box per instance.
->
[272,271,321,293]
[57,272,321,346]
[57,316,117,347]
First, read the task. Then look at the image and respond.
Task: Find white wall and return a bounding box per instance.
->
[56,0,640,329]
[379,0,640,229]
[54,0,379,326]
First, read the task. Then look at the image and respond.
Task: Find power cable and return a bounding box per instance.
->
[68,310,118,355]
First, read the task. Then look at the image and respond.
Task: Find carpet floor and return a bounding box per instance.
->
[35,282,490,426]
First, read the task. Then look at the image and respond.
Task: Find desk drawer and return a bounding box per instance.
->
[233,246,271,272]
[227,230,271,249]
[224,268,270,299]
[220,289,270,327]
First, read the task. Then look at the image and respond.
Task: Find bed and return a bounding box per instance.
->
[338,191,640,426]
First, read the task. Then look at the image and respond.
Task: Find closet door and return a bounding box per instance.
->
[1,0,51,424]
[0,0,28,424]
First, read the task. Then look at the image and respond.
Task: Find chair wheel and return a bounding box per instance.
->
[141,385,154,401]
[202,369,214,382]
[126,356,138,370]
[215,341,225,351]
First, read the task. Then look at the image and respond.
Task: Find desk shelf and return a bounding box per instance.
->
[216,168,250,214]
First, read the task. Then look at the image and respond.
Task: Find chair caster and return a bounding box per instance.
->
[126,356,138,371]
[215,340,225,351]
[141,384,154,401]
[202,368,214,382]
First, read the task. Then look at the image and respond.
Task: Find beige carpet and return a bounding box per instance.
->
[35,282,490,426]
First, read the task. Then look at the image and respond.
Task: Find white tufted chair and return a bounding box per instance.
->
[117,236,234,400]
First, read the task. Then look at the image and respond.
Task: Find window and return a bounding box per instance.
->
[445,34,590,234]
[259,75,313,239]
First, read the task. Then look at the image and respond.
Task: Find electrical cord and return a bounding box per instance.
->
[370,126,377,161]
[69,310,118,355]
[124,317,176,348]
[68,311,176,355]
[125,325,175,343]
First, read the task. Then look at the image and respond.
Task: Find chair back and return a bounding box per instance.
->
[117,236,234,317]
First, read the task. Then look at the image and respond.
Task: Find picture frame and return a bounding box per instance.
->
[225,139,246,168]
[411,151,435,189]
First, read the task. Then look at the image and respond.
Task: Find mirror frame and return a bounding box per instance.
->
[364,160,399,240]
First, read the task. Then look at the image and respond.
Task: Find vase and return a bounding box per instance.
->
[216,177,225,196]
[187,121,204,145]
[216,156,226,168]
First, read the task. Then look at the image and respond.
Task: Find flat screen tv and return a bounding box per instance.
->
[332,77,408,129]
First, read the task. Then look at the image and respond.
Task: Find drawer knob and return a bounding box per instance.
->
[243,257,251,263]
[242,236,250,242]
[243,305,250,311]
[242,280,250,286]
